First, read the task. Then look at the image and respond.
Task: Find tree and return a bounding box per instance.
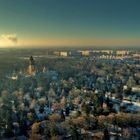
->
[0,90,13,136]
[127,76,136,88]
[51,136,62,140]
[31,122,41,134]
[103,128,110,140]
[70,124,80,140]
[49,114,62,122]
[60,96,66,108]
[81,102,91,116]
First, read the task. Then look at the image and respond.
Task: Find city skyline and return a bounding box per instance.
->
[0,0,140,47]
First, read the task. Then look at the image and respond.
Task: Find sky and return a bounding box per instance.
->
[0,0,140,47]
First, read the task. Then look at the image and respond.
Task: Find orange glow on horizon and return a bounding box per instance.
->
[18,38,140,47]
[1,38,140,47]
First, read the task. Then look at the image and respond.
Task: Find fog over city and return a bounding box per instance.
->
[0,0,140,140]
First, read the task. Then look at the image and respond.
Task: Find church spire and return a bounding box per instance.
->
[28,56,36,76]
[29,56,35,65]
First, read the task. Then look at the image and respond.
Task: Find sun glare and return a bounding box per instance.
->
[0,38,16,47]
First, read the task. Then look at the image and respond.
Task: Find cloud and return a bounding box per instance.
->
[1,34,18,43]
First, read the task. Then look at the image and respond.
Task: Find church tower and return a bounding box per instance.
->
[43,66,47,73]
[28,56,36,76]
